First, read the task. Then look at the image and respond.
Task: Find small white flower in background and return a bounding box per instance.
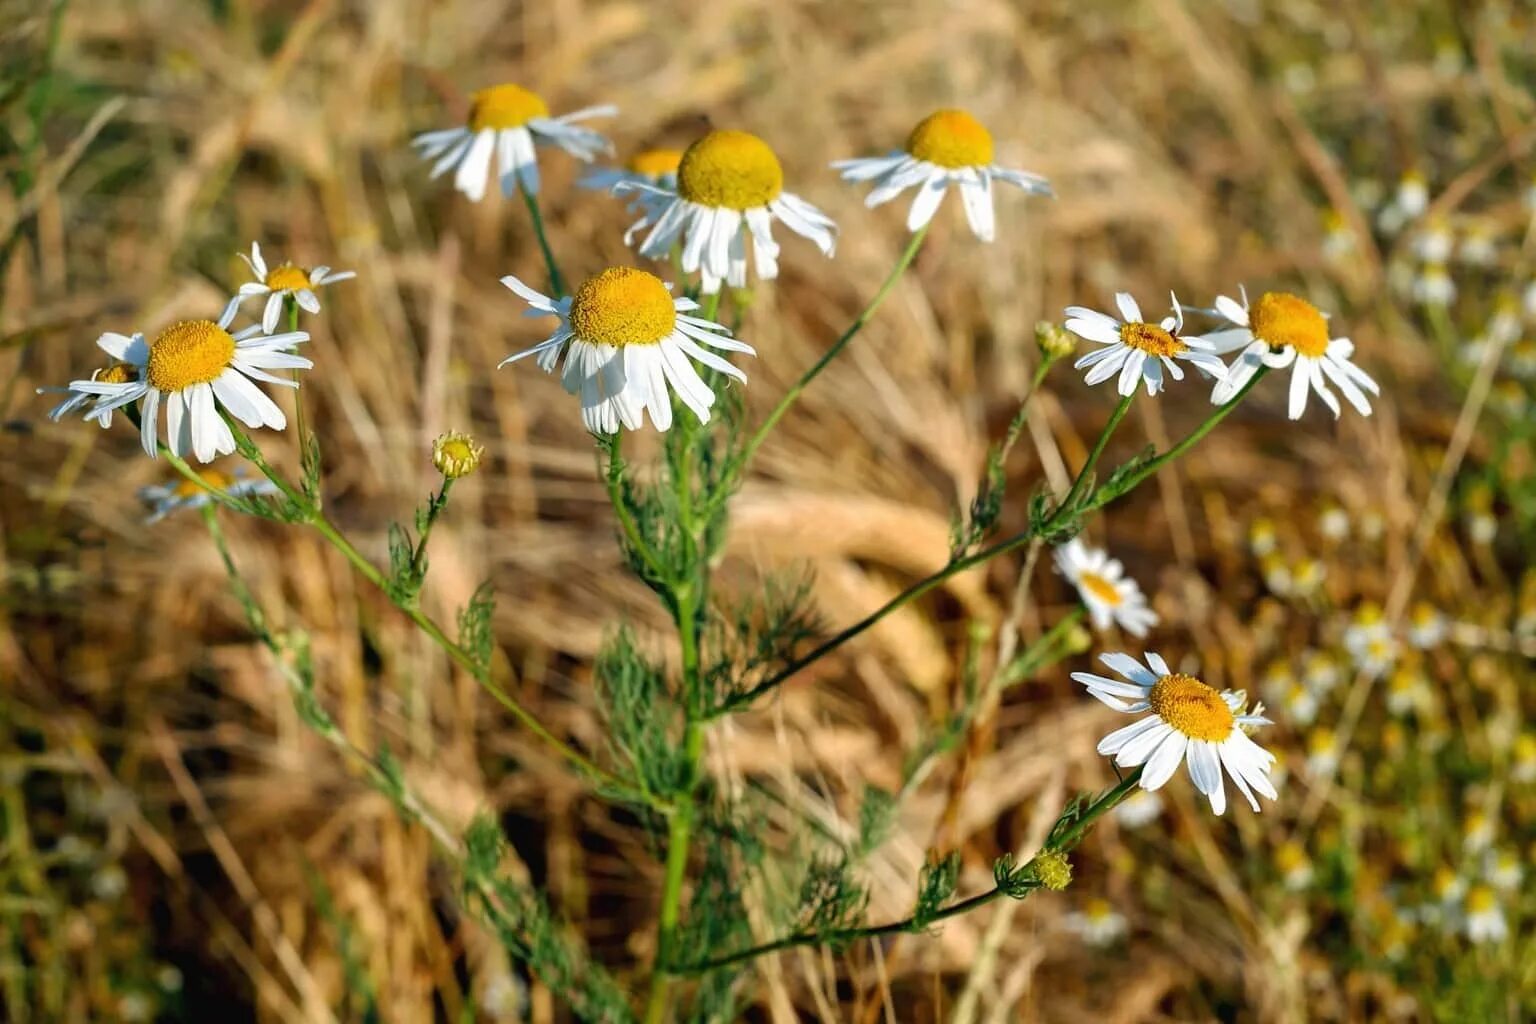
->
[38,363,138,428]
[1506,339,1536,381]
[1305,727,1340,776]
[1289,557,1325,598]
[1406,601,1448,649]
[1301,650,1342,695]
[1343,602,1397,679]
[1062,898,1127,947]
[1274,839,1313,891]
[1488,294,1521,343]
[1457,223,1497,267]
[1395,170,1429,218]
[1064,292,1227,397]
[118,993,154,1023]
[1317,502,1350,542]
[139,469,279,523]
[412,83,614,202]
[1462,809,1495,854]
[1111,789,1163,828]
[1205,288,1379,420]
[580,147,682,229]
[1431,865,1466,907]
[1490,381,1528,418]
[1463,885,1508,944]
[1053,539,1159,637]
[1513,734,1536,783]
[1281,681,1318,726]
[60,306,311,463]
[1523,279,1536,319]
[1375,201,1408,237]
[91,864,127,900]
[1385,666,1432,716]
[1261,661,1297,702]
[1411,263,1456,307]
[1074,651,1278,815]
[499,267,753,433]
[1486,850,1523,892]
[620,129,836,295]
[1248,516,1278,557]
[1410,219,1453,263]
[1320,210,1354,262]
[1259,553,1292,597]
[224,242,355,333]
[479,971,527,1021]
[156,965,183,994]
[831,108,1053,243]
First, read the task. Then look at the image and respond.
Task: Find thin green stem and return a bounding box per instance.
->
[407,477,454,587]
[733,225,929,477]
[1058,393,1133,513]
[998,356,1057,466]
[699,289,723,325]
[287,298,308,456]
[604,432,668,583]
[674,769,1143,974]
[519,184,567,297]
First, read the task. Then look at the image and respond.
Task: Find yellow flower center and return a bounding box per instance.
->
[146,320,236,393]
[1119,321,1187,357]
[97,363,137,384]
[432,431,484,479]
[626,148,683,178]
[906,109,994,169]
[1275,841,1307,873]
[468,84,549,132]
[1465,885,1495,914]
[567,268,676,347]
[1249,291,1330,359]
[265,263,311,292]
[172,470,234,499]
[1147,673,1234,742]
[676,130,783,210]
[1083,897,1113,921]
[1077,571,1123,607]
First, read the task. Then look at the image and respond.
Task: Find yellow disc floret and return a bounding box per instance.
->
[1078,571,1123,607]
[172,470,234,499]
[626,148,683,179]
[469,84,549,132]
[147,320,236,393]
[97,363,137,385]
[676,130,783,210]
[1119,321,1187,357]
[568,268,676,348]
[1250,291,1330,358]
[906,109,994,169]
[432,430,485,479]
[1147,673,1235,742]
[265,263,311,292]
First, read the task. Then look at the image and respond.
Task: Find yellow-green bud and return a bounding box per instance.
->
[432,431,484,479]
[1032,849,1072,891]
[1065,624,1092,656]
[1035,321,1075,361]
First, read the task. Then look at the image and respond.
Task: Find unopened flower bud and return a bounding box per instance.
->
[1032,849,1072,891]
[432,431,484,479]
[1036,321,1075,361]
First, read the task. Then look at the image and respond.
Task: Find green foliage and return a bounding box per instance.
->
[793,853,869,945]
[855,785,896,857]
[911,852,961,930]
[950,441,1007,558]
[702,572,820,715]
[675,824,753,1022]
[456,581,496,675]
[304,863,380,1024]
[594,629,689,800]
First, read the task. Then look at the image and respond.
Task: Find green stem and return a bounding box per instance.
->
[604,432,669,583]
[733,225,929,477]
[519,184,567,297]
[1058,393,1133,513]
[998,356,1056,467]
[675,769,1143,974]
[407,477,454,588]
[287,298,308,456]
[718,376,1266,715]
[699,289,723,325]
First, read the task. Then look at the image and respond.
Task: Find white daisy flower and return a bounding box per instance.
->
[1110,789,1163,828]
[1274,840,1313,891]
[38,363,138,428]
[619,129,836,295]
[1385,667,1432,716]
[1206,288,1379,419]
[1457,224,1497,267]
[579,147,681,224]
[1053,539,1159,637]
[1513,734,1536,783]
[1462,810,1495,854]
[498,267,753,433]
[1062,898,1127,948]
[1406,601,1448,649]
[1305,727,1340,776]
[138,469,280,523]
[1074,651,1278,815]
[1302,650,1342,695]
[412,84,614,202]
[223,242,355,334]
[1063,292,1227,397]
[1463,885,1508,944]
[1395,171,1429,218]
[830,108,1052,243]
[1485,850,1523,892]
[65,305,311,463]
[1281,682,1318,726]
[1412,264,1456,307]
[1343,603,1398,679]
[1317,502,1350,542]
[1410,219,1453,263]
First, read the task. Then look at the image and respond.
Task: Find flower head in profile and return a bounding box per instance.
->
[60,306,311,462]
[139,468,279,523]
[499,268,753,433]
[412,84,614,201]
[38,363,139,428]
[1463,884,1508,944]
[1053,539,1158,637]
[1111,789,1163,828]
[1064,293,1227,397]
[831,108,1052,242]
[1074,651,1278,815]
[1205,288,1379,419]
[619,129,836,294]
[224,242,355,333]
[1406,601,1447,649]
[580,148,682,224]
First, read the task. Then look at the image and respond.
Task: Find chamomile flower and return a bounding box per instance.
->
[1062,898,1127,947]
[1275,839,1314,891]
[1458,223,1497,267]
[1486,850,1523,891]
[620,129,837,294]
[1248,516,1278,557]
[1305,727,1340,776]
[1064,293,1227,397]
[1412,264,1456,307]
[1290,558,1325,598]
[1513,734,1536,783]
[1206,288,1379,419]
[1074,651,1278,815]
[1343,602,1398,678]
[1410,219,1453,263]
[1317,502,1350,542]
[1462,810,1495,854]
[831,108,1052,243]
[224,242,355,333]
[1395,171,1429,218]
[63,306,311,463]
[1406,601,1448,649]
[1281,682,1319,726]
[138,469,279,523]
[1507,339,1536,380]
[1463,885,1508,943]
[1111,789,1163,828]
[1302,650,1342,695]
[38,364,138,427]
[498,267,752,433]
[579,148,682,230]
[412,84,614,202]
[1385,666,1432,716]
[1053,539,1159,637]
